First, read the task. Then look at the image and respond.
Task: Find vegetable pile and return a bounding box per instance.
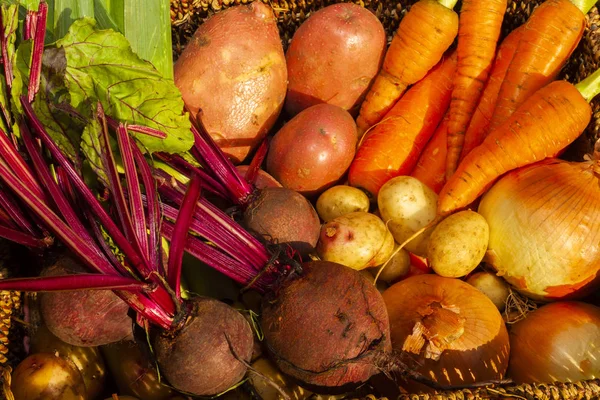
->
[0,0,599,398]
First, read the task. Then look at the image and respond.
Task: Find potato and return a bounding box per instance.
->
[316,211,394,270]
[466,271,510,311]
[427,211,490,278]
[248,358,311,400]
[316,185,370,222]
[101,341,175,400]
[105,397,139,400]
[174,2,287,164]
[266,104,357,196]
[284,3,385,116]
[369,245,410,283]
[11,352,86,400]
[377,176,438,256]
[30,325,106,399]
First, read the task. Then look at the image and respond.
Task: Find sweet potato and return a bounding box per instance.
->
[266,104,357,196]
[174,2,287,163]
[284,3,386,116]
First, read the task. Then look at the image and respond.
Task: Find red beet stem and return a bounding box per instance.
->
[167,175,202,299]
[0,224,48,248]
[27,0,47,102]
[0,274,150,292]
[244,137,269,185]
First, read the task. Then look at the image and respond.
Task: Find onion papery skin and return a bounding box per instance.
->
[508,301,600,383]
[382,274,509,388]
[478,159,600,301]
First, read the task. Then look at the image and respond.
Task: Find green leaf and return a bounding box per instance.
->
[10,39,32,120]
[123,0,172,79]
[45,0,94,41]
[80,117,109,186]
[0,80,10,133]
[56,18,192,155]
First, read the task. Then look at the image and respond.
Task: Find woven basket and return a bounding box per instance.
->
[170,1,600,399]
[1,0,600,399]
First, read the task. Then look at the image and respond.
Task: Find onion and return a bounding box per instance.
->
[382,274,509,388]
[478,158,600,301]
[508,301,600,383]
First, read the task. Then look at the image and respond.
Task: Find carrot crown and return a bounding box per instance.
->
[570,0,597,14]
[438,0,459,10]
[575,67,600,103]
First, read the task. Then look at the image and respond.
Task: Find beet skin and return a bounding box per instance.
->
[154,296,254,395]
[40,256,133,347]
[261,261,391,390]
[244,186,321,255]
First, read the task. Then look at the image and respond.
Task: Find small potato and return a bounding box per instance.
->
[466,271,510,311]
[284,3,385,116]
[377,176,438,256]
[369,245,411,283]
[266,104,357,196]
[317,212,394,270]
[316,185,370,222]
[427,211,490,278]
[249,358,311,400]
[31,325,106,399]
[12,352,86,400]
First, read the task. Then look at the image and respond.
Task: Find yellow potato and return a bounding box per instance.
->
[11,352,86,400]
[316,212,394,270]
[369,245,410,283]
[31,325,106,399]
[377,176,438,256]
[427,211,490,278]
[249,358,311,400]
[316,185,370,222]
[466,271,510,311]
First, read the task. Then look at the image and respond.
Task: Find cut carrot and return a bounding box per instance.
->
[445,0,507,178]
[348,51,457,198]
[437,69,600,216]
[458,26,523,163]
[486,0,594,133]
[355,0,459,136]
[410,113,450,194]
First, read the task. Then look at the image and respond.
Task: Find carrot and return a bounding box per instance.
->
[348,51,457,198]
[410,113,450,194]
[355,0,459,136]
[445,0,507,178]
[486,0,595,134]
[437,67,600,216]
[458,26,524,163]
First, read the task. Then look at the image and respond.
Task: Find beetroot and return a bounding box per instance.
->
[261,261,391,389]
[154,297,254,395]
[244,187,321,255]
[40,256,133,347]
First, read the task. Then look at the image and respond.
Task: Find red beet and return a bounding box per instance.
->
[261,261,391,390]
[154,296,254,395]
[40,256,133,347]
[244,187,321,255]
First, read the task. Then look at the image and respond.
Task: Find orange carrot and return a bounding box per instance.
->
[410,113,450,194]
[458,26,523,163]
[437,76,596,216]
[486,0,593,133]
[348,51,457,197]
[355,0,459,135]
[445,0,507,178]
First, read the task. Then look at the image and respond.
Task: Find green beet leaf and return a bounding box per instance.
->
[56,17,192,155]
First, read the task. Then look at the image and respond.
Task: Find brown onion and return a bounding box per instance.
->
[508,301,600,383]
[478,158,600,301]
[382,274,509,387]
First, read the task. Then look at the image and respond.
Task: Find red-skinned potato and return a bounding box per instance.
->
[174,2,287,164]
[266,104,357,196]
[284,3,385,116]
[235,165,282,189]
